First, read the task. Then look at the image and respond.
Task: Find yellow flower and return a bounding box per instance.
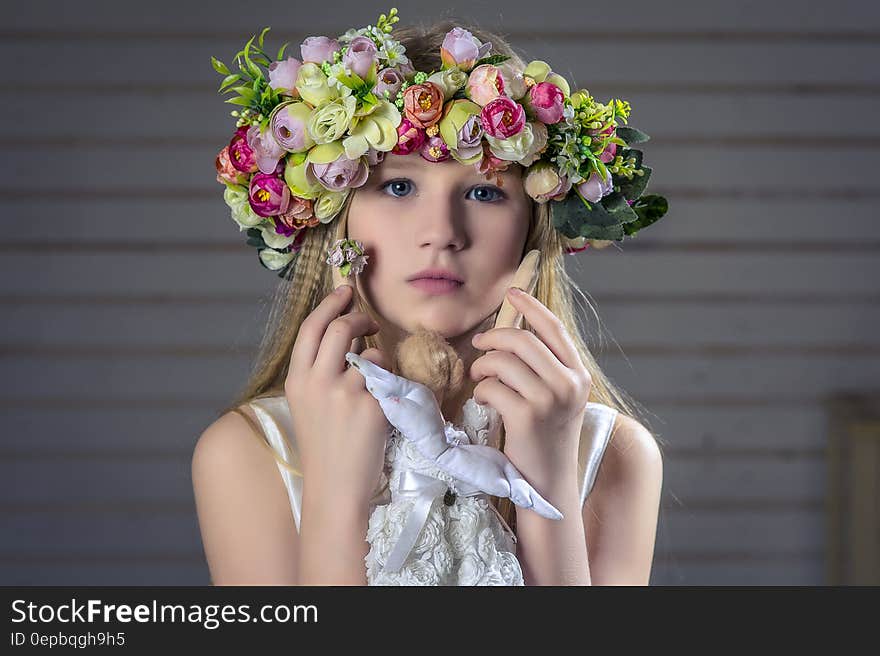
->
[284,152,324,200]
[314,189,350,222]
[342,100,402,159]
[307,95,357,144]
[295,62,339,106]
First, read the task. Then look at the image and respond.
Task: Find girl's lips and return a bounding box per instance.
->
[409,278,464,295]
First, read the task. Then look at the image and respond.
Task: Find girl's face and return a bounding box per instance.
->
[348,152,532,341]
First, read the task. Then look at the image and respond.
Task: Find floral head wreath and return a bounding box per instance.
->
[213,8,669,279]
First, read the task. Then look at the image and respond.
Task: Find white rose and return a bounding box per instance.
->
[457,552,487,586]
[259,225,297,249]
[485,124,535,161]
[223,184,263,228]
[413,513,444,554]
[447,502,482,553]
[258,248,294,271]
[476,525,497,562]
[496,550,524,584]
[399,558,440,586]
[427,67,468,99]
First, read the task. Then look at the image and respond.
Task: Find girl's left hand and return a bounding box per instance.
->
[469,287,593,478]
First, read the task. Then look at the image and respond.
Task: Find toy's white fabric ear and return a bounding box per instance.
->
[345,351,563,521]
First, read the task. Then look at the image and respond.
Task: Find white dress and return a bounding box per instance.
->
[244,394,618,585]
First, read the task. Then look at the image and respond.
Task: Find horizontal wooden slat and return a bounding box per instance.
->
[0,562,208,586]
[3,92,878,141]
[659,509,823,551]
[2,514,201,553]
[650,557,823,585]
[2,38,877,87]
[0,406,217,451]
[5,0,879,32]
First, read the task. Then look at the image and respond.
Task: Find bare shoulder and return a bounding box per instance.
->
[191,406,300,585]
[582,411,663,584]
[606,412,663,476]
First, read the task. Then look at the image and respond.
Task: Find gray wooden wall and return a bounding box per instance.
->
[1,0,877,585]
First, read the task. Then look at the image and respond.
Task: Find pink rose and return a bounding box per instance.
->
[440,27,490,72]
[246,124,285,175]
[528,82,564,124]
[275,198,317,236]
[310,155,369,191]
[248,173,291,217]
[577,169,614,202]
[215,146,249,185]
[466,64,505,106]
[392,117,426,155]
[590,125,618,163]
[403,82,445,128]
[420,135,451,162]
[228,126,258,173]
[343,36,378,81]
[373,67,404,101]
[480,97,526,139]
[300,36,340,65]
[267,57,302,96]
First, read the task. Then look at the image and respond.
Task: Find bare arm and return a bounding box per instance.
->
[191,410,300,585]
[512,458,592,585]
[582,414,664,585]
[297,480,372,585]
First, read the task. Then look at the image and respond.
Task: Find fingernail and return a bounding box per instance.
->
[508,287,522,296]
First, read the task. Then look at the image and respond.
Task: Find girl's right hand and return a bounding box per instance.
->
[284,283,392,506]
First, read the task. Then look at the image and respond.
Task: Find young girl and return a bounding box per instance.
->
[194,14,665,586]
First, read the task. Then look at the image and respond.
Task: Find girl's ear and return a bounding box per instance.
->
[493,249,541,331]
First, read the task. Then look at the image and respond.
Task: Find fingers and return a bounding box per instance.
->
[472,327,561,385]
[315,305,381,376]
[491,288,582,371]
[290,284,352,374]
[470,350,549,407]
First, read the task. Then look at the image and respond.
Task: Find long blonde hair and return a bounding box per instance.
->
[218,17,663,535]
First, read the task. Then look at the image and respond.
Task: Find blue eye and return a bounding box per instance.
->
[380,178,506,202]
[466,185,506,202]
[380,179,414,198]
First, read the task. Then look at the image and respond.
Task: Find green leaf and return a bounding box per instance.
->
[550,190,637,241]
[211,56,230,76]
[230,85,257,100]
[616,126,650,145]
[276,42,290,61]
[224,96,254,107]
[258,26,271,49]
[474,54,510,67]
[243,35,262,79]
[218,73,241,92]
[624,194,669,236]
[246,228,267,248]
